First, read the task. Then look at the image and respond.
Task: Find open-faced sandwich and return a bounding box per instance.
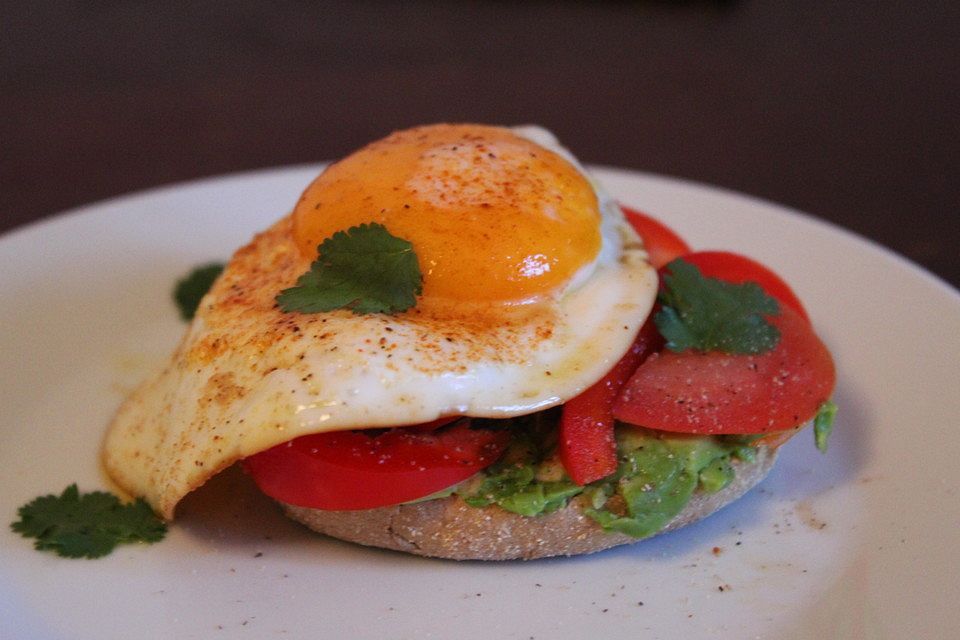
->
[102,124,836,560]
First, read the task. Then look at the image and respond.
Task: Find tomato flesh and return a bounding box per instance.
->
[613,304,835,434]
[244,419,509,510]
[621,205,692,269]
[559,319,662,485]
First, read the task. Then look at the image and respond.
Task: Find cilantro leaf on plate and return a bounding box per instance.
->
[11,484,167,559]
[655,258,781,354]
[174,262,225,320]
[277,222,423,315]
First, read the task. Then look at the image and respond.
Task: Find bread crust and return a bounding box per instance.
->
[281,446,776,560]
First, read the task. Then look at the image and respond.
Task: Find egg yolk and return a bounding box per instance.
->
[292,124,602,304]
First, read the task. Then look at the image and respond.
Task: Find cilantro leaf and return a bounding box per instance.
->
[276,223,423,315]
[814,399,838,453]
[11,484,167,559]
[655,258,781,354]
[174,263,224,320]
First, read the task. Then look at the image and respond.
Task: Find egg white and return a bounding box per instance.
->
[103,126,658,518]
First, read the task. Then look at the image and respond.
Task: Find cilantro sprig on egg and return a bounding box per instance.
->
[277,222,423,315]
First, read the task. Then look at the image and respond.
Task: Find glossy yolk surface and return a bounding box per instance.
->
[292,124,602,304]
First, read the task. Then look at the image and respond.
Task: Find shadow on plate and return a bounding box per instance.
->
[762,377,872,501]
[175,464,308,548]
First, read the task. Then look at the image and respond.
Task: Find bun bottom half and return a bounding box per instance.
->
[280,446,776,561]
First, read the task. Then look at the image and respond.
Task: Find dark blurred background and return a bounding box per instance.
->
[2,1,958,288]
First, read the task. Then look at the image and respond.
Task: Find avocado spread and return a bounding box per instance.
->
[450,409,759,538]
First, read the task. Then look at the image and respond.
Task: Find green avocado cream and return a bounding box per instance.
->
[455,419,757,539]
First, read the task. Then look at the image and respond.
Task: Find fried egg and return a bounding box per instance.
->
[103,124,658,518]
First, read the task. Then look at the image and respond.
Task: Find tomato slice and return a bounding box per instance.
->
[401,415,459,432]
[620,205,692,269]
[613,303,835,435]
[244,419,509,510]
[559,319,662,485]
[679,251,809,323]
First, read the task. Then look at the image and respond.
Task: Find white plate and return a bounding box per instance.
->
[2,166,958,640]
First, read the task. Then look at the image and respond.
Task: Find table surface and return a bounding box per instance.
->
[2,1,958,290]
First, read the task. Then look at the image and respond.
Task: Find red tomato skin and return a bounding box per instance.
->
[613,305,835,435]
[559,320,663,485]
[244,421,509,511]
[679,251,810,323]
[620,205,692,269]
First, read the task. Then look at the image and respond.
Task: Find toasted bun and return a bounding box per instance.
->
[281,446,776,560]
